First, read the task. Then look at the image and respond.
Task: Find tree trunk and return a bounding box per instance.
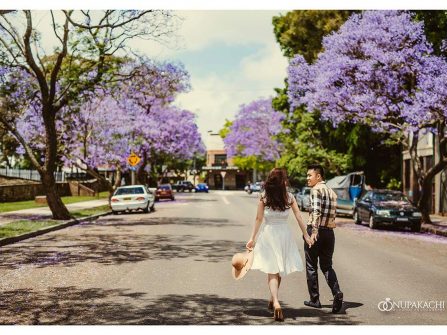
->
[80,163,122,206]
[417,159,447,224]
[418,179,432,224]
[137,150,148,185]
[40,170,71,220]
[109,168,122,203]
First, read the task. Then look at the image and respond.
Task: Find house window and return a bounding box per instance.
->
[214,154,227,166]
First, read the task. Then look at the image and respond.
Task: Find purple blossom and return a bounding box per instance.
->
[287,10,447,135]
[223,98,284,161]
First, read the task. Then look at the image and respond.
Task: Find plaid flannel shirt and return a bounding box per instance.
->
[308,181,337,233]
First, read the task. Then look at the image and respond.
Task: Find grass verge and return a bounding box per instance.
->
[0,220,60,239]
[70,205,111,218]
[0,192,109,213]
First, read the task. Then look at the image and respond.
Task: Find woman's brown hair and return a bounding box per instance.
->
[261,168,292,211]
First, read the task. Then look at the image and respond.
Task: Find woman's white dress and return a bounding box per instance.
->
[251,193,304,276]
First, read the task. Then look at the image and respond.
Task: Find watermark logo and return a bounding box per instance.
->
[378,298,445,312]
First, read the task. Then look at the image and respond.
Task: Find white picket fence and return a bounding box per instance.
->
[0,168,66,182]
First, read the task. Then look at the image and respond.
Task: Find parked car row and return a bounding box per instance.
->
[110,182,209,215]
[293,183,422,232]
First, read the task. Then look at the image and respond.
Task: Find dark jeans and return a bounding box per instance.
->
[304,226,342,302]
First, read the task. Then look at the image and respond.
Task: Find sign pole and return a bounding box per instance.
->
[131,169,136,185]
[220,171,227,191]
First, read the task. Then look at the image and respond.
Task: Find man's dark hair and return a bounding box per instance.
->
[307,164,325,179]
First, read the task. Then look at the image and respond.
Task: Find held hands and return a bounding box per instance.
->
[304,234,313,248]
[246,239,255,250]
[310,232,318,245]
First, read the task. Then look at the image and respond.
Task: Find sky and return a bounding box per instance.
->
[130,10,289,139]
[19,10,288,141]
[175,11,288,137]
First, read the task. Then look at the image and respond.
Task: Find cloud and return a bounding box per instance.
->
[175,55,285,138]
[132,10,286,59]
[240,41,288,84]
[171,12,288,139]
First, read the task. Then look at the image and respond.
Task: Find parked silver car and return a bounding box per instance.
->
[295,187,311,211]
[245,181,263,194]
[111,185,155,214]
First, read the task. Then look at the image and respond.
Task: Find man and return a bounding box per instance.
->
[304,164,343,313]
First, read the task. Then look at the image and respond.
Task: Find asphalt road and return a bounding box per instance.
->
[1,190,446,325]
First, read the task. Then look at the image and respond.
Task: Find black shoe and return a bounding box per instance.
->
[304,300,322,308]
[332,291,343,313]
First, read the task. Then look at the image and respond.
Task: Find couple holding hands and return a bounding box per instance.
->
[232,165,343,321]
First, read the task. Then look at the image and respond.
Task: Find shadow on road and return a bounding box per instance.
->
[0,287,362,325]
[104,216,243,228]
[0,227,245,269]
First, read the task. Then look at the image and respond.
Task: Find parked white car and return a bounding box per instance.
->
[111,185,155,214]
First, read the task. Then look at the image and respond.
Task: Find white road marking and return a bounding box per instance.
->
[222,196,230,205]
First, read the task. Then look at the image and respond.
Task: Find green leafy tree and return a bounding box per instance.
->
[413,10,447,56]
[273,10,355,62]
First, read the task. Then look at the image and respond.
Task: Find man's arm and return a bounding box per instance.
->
[309,187,322,235]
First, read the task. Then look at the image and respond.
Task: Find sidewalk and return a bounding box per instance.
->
[422,215,447,237]
[0,199,109,226]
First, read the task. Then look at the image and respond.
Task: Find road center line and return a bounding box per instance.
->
[222,196,230,205]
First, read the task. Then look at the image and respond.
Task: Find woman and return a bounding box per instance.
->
[246,168,312,321]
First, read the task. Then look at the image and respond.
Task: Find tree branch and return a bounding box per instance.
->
[49,11,70,106]
[23,10,49,103]
[62,10,154,30]
[0,104,43,173]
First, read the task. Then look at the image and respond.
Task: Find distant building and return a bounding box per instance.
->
[203,132,249,190]
[402,132,447,215]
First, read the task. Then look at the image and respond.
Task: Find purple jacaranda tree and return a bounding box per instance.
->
[223,98,284,173]
[15,91,205,200]
[0,10,180,219]
[117,58,192,183]
[7,55,198,196]
[287,10,447,223]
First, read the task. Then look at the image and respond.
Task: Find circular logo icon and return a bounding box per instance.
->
[378,298,394,312]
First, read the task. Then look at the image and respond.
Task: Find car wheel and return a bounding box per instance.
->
[171,197,175,201]
[150,203,155,211]
[369,215,378,229]
[353,210,361,224]
[143,203,149,213]
[112,210,119,215]
[411,223,421,232]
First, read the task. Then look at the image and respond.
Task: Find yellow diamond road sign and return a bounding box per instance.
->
[127,153,141,166]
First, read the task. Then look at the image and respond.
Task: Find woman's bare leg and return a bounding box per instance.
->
[268,273,281,308]
[268,275,281,307]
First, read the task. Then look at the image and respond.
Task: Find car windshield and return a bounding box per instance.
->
[115,187,145,195]
[198,184,206,187]
[159,185,171,190]
[373,193,409,202]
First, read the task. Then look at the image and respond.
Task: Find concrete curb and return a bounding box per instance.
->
[0,211,112,247]
[421,224,447,237]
